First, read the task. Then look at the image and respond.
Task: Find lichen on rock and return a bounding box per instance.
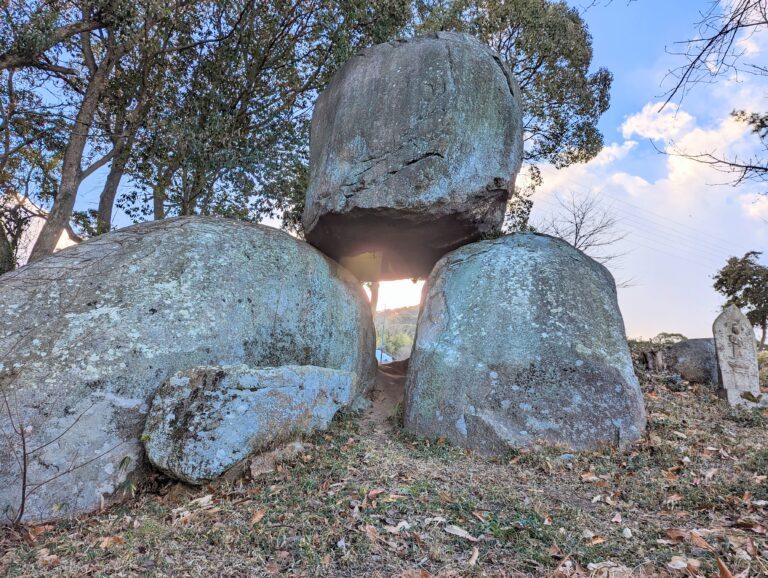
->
[404,233,646,454]
[302,32,524,281]
[143,365,353,484]
[0,217,375,523]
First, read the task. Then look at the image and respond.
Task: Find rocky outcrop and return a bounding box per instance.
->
[663,338,719,384]
[143,365,353,484]
[302,32,524,281]
[0,217,375,523]
[404,233,646,455]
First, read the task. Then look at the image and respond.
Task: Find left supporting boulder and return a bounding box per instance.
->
[0,217,375,523]
[143,365,353,484]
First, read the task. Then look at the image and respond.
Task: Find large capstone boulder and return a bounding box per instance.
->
[302,32,524,281]
[663,338,719,384]
[404,233,646,454]
[143,365,352,484]
[0,217,375,523]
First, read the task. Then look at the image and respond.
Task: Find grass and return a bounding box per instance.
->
[1,371,767,577]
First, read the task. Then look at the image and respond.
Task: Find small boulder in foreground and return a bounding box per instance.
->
[143,365,352,484]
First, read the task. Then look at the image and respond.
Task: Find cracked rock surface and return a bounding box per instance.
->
[0,217,375,523]
[404,233,646,454]
[302,32,524,281]
[143,365,353,484]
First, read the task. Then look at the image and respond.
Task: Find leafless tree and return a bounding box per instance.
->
[664,0,768,106]
[535,191,635,288]
[662,1,768,185]
[536,191,627,263]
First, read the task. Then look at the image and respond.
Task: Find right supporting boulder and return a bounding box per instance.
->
[404,233,646,455]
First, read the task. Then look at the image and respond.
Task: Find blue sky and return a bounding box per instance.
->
[527,0,768,339]
[75,1,767,339]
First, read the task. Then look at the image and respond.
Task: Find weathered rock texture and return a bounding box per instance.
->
[404,233,646,454]
[143,365,352,484]
[302,32,524,281]
[664,338,719,384]
[0,217,375,523]
[713,305,762,407]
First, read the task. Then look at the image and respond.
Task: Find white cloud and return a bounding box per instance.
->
[532,94,768,338]
[622,102,695,141]
[592,140,638,166]
[740,193,768,221]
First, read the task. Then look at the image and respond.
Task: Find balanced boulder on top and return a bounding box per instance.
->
[302,32,524,281]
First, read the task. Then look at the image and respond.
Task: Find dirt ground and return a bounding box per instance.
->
[1,363,767,577]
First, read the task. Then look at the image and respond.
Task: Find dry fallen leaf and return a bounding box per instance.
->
[398,570,431,578]
[444,524,478,542]
[664,494,684,505]
[363,524,379,542]
[188,494,213,509]
[667,556,688,570]
[663,470,680,482]
[665,528,688,543]
[468,546,479,566]
[29,524,55,539]
[367,488,385,500]
[36,548,60,567]
[717,557,735,578]
[689,530,713,552]
[98,535,125,549]
[587,561,633,578]
[250,509,266,525]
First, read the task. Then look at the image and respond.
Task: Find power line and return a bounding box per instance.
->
[531,196,737,266]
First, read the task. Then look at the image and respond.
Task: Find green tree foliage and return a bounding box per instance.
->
[758,350,768,387]
[1,0,611,255]
[377,330,414,360]
[415,0,612,228]
[120,1,410,228]
[415,0,611,168]
[713,251,768,349]
[650,332,687,346]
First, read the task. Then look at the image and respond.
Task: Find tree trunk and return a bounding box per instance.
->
[643,349,665,372]
[96,136,133,235]
[28,46,116,261]
[0,226,14,274]
[152,164,177,220]
[760,321,766,351]
[369,281,379,314]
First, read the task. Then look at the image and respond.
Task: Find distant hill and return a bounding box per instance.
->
[375,305,419,335]
[374,305,420,360]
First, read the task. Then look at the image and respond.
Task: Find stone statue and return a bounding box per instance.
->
[713,305,762,407]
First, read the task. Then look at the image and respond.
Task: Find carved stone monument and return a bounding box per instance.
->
[712,305,762,407]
